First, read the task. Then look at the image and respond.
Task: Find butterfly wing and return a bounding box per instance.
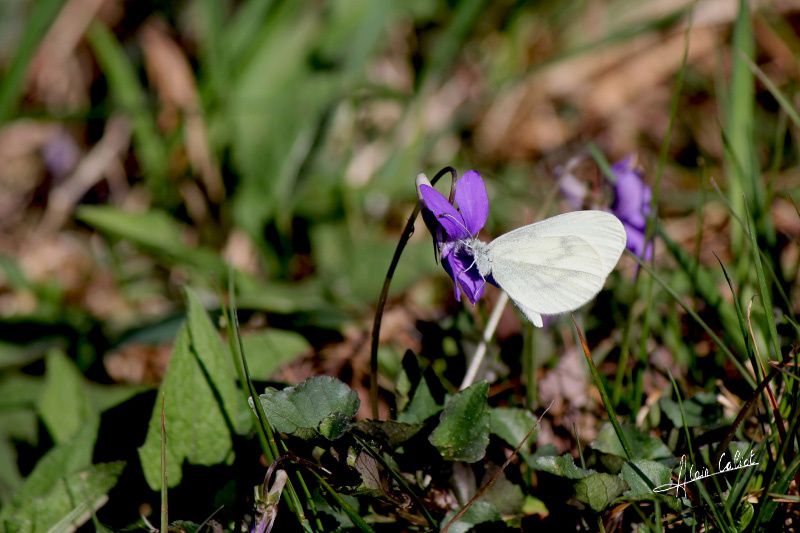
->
[487,211,626,325]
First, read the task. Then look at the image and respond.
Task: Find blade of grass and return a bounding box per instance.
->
[726,0,758,266]
[587,143,616,184]
[571,315,632,460]
[668,374,732,529]
[610,10,691,403]
[711,365,780,469]
[86,21,171,203]
[631,253,755,388]
[716,256,765,397]
[419,0,488,87]
[224,0,276,70]
[199,0,229,106]
[707,177,795,325]
[750,399,800,529]
[635,11,693,409]
[659,229,745,355]
[572,316,663,497]
[740,52,800,129]
[744,200,782,361]
[224,273,314,531]
[309,471,375,533]
[0,0,64,124]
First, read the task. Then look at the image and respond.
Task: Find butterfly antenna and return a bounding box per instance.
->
[438,212,473,237]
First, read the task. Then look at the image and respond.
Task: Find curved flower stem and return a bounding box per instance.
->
[369,166,456,419]
[459,291,508,390]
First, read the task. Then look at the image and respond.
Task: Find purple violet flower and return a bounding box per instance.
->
[610,156,653,260]
[417,170,494,304]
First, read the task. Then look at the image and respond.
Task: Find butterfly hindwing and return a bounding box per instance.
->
[487,211,626,319]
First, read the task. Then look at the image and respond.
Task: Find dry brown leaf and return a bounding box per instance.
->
[539,348,590,412]
[105,343,172,384]
[0,122,56,223]
[18,232,92,294]
[773,197,800,238]
[223,229,262,275]
[29,0,105,110]
[139,18,223,202]
[40,116,129,234]
[662,202,731,265]
[577,29,718,118]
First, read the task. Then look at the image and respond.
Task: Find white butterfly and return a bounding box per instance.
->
[418,171,627,327]
[469,210,626,326]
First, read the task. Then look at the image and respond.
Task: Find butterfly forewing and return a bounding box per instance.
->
[487,210,626,318]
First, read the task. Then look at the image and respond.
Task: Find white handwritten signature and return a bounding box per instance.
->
[652,450,759,497]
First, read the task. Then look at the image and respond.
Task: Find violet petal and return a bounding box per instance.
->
[611,157,650,230]
[442,250,462,302]
[454,170,489,236]
[419,184,470,240]
[448,246,485,304]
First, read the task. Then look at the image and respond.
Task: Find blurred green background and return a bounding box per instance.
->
[0,0,799,530]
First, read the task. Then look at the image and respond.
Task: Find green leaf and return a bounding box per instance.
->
[0,420,97,522]
[574,473,628,512]
[228,3,335,235]
[138,325,233,489]
[76,206,227,277]
[185,287,246,433]
[592,423,671,460]
[737,501,754,531]
[1,462,124,533]
[659,392,720,428]
[0,340,53,369]
[479,468,525,515]
[621,459,671,497]
[77,207,327,314]
[429,381,490,463]
[37,351,97,444]
[441,500,501,533]
[353,420,423,448]
[88,383,149,413]
[311,223,439,305]
[256,376,359,440]
[240,329,311,381]
[526,454,594,480]
[0,417,32,503]
[0,374,43,409]
[0,0,64,123]
[86,22,170,201]
[489,407,538,451]
[169,521,204,533]
[398,377,441,424]
[234,273,329,314]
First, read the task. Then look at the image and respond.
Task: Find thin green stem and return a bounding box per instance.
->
[225,273,313,530]
[369,166,456,418]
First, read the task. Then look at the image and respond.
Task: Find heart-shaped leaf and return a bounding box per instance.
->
[257,376,359,440]
[429,381,490,462]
